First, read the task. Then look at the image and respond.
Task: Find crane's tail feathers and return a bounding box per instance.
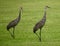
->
[33,29,36,33]
[7,28,9,31]
[7,26,9,31]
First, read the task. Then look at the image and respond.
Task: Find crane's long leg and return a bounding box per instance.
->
[39,29,41,42]
[9,31,13,38]
[13,27,15,39]
[35,33,40,39]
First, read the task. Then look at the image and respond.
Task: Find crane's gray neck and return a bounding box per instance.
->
[15,8,22,23]
[18,9,22,19]
[43,7,47,19]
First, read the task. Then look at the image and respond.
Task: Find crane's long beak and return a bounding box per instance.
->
[47,6,50,8]
[46,6,50,8]
[48,7,50,8]
[21,7,23,13]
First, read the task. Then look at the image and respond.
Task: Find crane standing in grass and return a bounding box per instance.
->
[33,6,50,41]
[7,7,23,39]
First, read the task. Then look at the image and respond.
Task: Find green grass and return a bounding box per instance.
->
[0,0,60,46]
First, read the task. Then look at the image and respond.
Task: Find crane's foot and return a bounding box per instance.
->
[12,35,15,39]
[39,38,41,42]
[11,34,15,39]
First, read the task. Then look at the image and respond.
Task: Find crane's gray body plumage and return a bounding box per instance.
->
[33,8,46,33]
[33,6,50,41]
[7,10,21,31]
[7,7,22,38]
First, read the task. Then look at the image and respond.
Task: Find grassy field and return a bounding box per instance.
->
[0,0,60,46]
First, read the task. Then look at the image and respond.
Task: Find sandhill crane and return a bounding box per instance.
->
[33,6,50,41]
[7,7,23,39]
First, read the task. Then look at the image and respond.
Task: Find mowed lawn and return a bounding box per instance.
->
[0,0,60,46]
